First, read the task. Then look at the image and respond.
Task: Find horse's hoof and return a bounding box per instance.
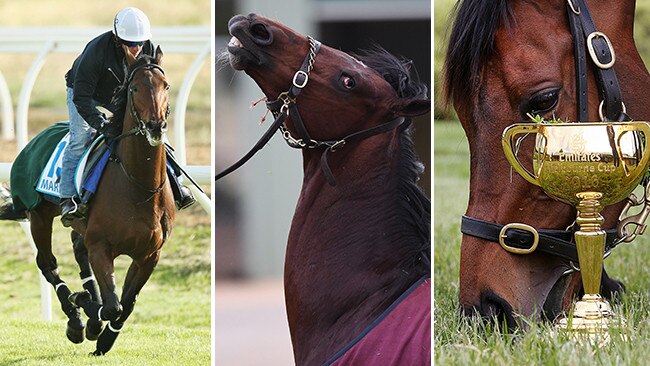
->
[68,290,91,307]
[91,350,104,356]
[66,324,85,344]
[86,318,103,341]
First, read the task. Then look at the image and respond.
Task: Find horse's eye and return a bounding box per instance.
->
[165,84,170,91]
[130,86,138,94]
[340,75,356,90]
[521,88,560,118]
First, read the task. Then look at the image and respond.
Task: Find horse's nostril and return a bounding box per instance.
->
[479,291,517,329]
[250,22,272,44]
[482,300,503,319]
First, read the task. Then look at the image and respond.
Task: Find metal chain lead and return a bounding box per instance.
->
[306,36,317,74]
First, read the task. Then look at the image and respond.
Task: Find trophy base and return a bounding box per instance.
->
[556,294,620,346]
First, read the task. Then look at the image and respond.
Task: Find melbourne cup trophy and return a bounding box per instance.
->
[502,121,650,341]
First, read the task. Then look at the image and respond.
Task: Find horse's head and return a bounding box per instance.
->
[443,0,650,327]
[113,46,170,147]
[226,14,429,144]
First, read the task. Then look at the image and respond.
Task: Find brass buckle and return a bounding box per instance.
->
[499,223,539,254]
[587,31,616,69]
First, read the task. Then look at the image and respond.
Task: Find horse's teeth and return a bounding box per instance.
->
[229,37,243,48]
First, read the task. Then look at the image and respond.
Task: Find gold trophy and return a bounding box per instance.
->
[502,121,650,341]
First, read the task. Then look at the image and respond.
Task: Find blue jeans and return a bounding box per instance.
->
[60,87,95,198]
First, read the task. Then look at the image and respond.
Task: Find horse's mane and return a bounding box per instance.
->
[109,54,157,128]
[355,48,431,273]
[443,0,512,106]
[354,46,428,100]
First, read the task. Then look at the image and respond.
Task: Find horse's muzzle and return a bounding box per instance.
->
[144,120,167,147]
[227,14,272,70]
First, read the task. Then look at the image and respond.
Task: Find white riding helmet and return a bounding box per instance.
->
[113,7,152,42]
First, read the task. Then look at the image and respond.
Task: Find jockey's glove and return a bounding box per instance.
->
[100,120,120,142]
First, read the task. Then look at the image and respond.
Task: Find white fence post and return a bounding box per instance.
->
[16,41,55,150]
[0,70,14,140]
[174,43,211,165]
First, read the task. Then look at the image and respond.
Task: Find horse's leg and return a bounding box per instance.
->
[70,243,122,333]
[29,206,85,344]
[70,231,103,340]
[94,254,160,356]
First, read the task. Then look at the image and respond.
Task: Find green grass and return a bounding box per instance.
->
[0,212,210,364]
[434,120,650,365]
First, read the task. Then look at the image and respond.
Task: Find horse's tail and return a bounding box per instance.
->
[0,185,27,220]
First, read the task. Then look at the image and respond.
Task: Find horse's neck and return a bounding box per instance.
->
[116,119,166,185]
[285,131,427,364]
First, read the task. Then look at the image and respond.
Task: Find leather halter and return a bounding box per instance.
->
[461,0,629,268]
[215,36,409,186]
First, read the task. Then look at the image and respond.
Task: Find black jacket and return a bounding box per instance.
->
[65,31,155,130]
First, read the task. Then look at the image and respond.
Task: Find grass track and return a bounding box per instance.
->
[0,208,210,364]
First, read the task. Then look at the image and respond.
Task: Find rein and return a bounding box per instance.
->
[461,0,645,272]
[214,36,409,186]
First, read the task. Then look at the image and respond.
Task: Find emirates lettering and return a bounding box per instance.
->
[558,152,601,162]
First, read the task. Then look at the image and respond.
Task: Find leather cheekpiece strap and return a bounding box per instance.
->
[567,1,588,121]
[572,0,625,121]
[461,215,619,263]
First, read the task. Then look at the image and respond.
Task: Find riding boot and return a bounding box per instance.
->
[61,197,81,227]
[168,169,195,210]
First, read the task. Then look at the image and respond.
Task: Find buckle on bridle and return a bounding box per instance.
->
[567,0,580,15]
[587,31,616,69]
[330,140,346,152]
[598,100,626,122]
[293,70,309,89]
[499,223,539,254]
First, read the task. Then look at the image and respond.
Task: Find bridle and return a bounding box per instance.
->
[124,63,170,139]
[214,36,409,186]
[108,62,170,199]
[461,0,650,274]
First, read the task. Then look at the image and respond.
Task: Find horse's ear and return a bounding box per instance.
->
[154,46,164,66]
[125,48,137,66]
[391,98,431,117]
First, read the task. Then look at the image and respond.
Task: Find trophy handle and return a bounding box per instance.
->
[502,124,542,187]
[623,122,650,178]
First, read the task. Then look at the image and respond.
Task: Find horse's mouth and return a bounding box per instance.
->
[227,36,257,70]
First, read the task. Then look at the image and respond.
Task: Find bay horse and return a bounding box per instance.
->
[225,14,431,365]
[0,47,174,355]
[443,0,650,328]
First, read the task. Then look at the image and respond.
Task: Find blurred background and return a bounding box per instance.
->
[215,0,430,364]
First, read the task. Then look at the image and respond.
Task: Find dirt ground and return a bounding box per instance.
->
[214,279,294,366]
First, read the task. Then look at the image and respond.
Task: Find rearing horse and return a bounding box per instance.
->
[443,0,650,327]
[1,47,174,355]
[225,14,431,365]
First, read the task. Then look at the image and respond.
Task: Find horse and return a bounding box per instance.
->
[0,47,174,355]
[443,0,650,328]
[225,14,431,365]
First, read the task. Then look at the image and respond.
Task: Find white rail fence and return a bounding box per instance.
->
[0,27,212,320]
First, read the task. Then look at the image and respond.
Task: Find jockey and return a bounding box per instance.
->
[60,7,195,226]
